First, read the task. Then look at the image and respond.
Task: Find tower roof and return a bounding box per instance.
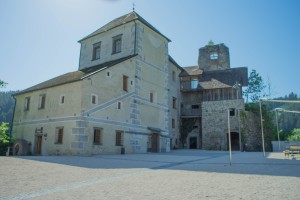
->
[78,11,171,42]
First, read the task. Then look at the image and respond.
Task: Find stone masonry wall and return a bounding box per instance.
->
[202,99,244,150]
[198,43,230,71]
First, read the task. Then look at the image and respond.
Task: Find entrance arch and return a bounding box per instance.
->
[227,132,240,151]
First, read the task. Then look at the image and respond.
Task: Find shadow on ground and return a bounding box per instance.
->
[17,150,300,177]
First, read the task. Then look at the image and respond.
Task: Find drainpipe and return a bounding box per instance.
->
[10,95,17,138]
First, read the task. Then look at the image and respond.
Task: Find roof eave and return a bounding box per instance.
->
[78,18,171,43]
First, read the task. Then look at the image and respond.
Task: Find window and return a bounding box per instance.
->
[191,105,200,109]
[172,97,177,109]
[60,95,65,105]
[210,53,218,60]
[191,79,198,89]
[123,75,128,92]
[106,71,111,77]
[93,42,101,60]
[91,94,97,105]
[172,118,175,129]
[117,102,122,109]
[93,128,103,145]
[112,35,122,54]
[38,94,46,109]
[172,71,176,82]
[115,131,124,146]
[150,92,154,103]
[229,108,235,116]
[24,97,30,111]
[55,127,64,144]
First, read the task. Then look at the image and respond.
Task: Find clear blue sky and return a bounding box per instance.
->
[1,0,299,98]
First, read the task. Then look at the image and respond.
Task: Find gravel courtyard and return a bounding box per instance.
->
[1,150,299,200]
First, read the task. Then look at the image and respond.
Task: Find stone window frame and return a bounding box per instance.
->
[171,118,175,129]
[210,52,218,60]
[117,101,122,110]
[106,70,112,78]
[115,130,124,146]
[38,94,46,110]
[91,94,98,105]
[123,75,128,92]
[172,97,177,109]
[92,42,101,60]
[59,95,65,105]
[93,127,103,145]
[172,70,176,82]
[24,96,30,111]
[112,34,122,54]
[55,127,64,144]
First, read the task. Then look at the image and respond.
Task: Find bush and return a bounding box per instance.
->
[0,122,13,156]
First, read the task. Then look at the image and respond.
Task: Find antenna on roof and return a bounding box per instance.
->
[132,2,135,12]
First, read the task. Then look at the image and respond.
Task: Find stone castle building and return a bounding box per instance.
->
[11,12,247,155]
[180,43,247,150]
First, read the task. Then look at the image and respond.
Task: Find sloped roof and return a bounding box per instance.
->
[15,55,136,96]
[79,11,171,42]
[168,55,182,70]
[180,66,248,90]
[198,67,248,90]
[180,66,203,76]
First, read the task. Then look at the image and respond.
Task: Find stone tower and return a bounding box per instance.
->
[198,43,230,71]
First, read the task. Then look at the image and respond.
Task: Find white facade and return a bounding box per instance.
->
[12,12,181,155]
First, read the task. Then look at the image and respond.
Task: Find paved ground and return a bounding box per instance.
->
[0,150,299,200]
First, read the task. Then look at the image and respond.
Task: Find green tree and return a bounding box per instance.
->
[287,128,300,141]
[0,122,10,143]
[0,79,7,88]
[207,40,214,46]
[0,91,17,123]
[243,69,266,103]
[0,122,13,155]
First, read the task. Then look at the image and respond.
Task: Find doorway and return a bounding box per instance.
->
[151,133,159,152]
[189,137,197,149]
[36,135,42,155]
[227,132,240,151]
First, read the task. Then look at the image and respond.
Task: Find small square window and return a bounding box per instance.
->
[123,75,128,92]
[91,94,98,105]
[210,53,218,60]
[150,92,154,103]
[60,95,65,105]
[117,102,122,109]
[106,71,111,77]
[172,97,177,109]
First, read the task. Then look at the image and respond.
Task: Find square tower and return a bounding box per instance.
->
[198,43,230,71]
